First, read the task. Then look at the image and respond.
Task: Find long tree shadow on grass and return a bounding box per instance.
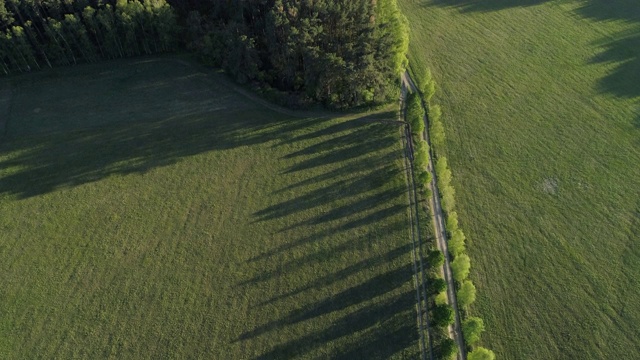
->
[428,0,640,127]
[0,57,363,199]
[243,107,418,357]
[238,219,407,287]
[426,0,549,12]
[577,0,640,128]
[255,290,418,360]
[0,112,329,198]
[238,263,418,359]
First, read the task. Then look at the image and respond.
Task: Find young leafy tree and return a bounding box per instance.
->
[414,141,429,170]
[441,184,456,213]
[462,316,485,346]
[47,17,77,64]
[435,338,458,360]
[446,211,458,233]
[451,253,471,282]
[435,157,452,188]
[406,92,424,134]
[96,4,124,58]
[151,0,178,52]
[417,170,432,186]
[426,249,444,269]
[11,25,38,70]
[424,79,436,102]
[63,13,97,62]
[429,104,446,147]
[449,229,466,257]
[432,304,455,327]
[428,277,447,296]
[457,279,477,308]
[468,347,496,360]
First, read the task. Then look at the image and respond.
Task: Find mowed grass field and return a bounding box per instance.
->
[399,0,640,358]
[0,57,419,359]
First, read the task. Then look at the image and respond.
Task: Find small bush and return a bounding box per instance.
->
[449,229,466,257]
[428,277,447,296]
[468,347,496,360]
[435,157,452,188]
[414,143,429,170]
[432,304,455,327]
[419,68,433,94]
[414,138,428,154]
[423,186,433,199]
[435,338,458,360]
[435,156,448,175]
[417,170,433,186]
[441,185,456,213]
[451,253,471,282]
[426,249,444,268]
[424,80,436,102]
[410,114,425,135]
[429,103,442,121]
[462,316,485,346]
[406,93,425,134]
[430,118,446,148]
[446,211,459,233]
[457,280,477,308]
[435,291,448,305]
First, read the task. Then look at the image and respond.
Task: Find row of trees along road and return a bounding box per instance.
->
[0,0,178,73]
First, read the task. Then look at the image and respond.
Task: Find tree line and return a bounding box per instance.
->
[0,0,178,74]
[0,0,409,109]
[182,0,409,108]
[412,69,496,360]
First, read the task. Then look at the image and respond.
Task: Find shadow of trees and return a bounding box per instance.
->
[239,110,419,357]
[0,111,328,198]
[427,0,640,126]
[427,0,548,12]
[0,58,341,199]
[1,59,420,356]
[577,0,640,105]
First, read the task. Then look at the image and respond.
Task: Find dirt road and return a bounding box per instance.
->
[402,71,467,360]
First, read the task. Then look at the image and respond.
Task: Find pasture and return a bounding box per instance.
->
[0,57,419,359]
[399,0,640,358]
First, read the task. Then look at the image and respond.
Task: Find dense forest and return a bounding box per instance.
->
[0,0,408,108]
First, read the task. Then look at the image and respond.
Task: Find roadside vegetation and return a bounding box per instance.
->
[399,0,640,358]
[407,68,494,359]
[0,57,420,359]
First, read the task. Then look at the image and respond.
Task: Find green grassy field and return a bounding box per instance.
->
[0,57,419,359]
[399,0,640,358]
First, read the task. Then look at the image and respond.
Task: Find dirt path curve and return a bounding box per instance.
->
[166,58,334,119]
[402,71,467,360]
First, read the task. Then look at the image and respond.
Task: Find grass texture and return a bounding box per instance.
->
[0,56,419,359]
[399,0,640,358]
